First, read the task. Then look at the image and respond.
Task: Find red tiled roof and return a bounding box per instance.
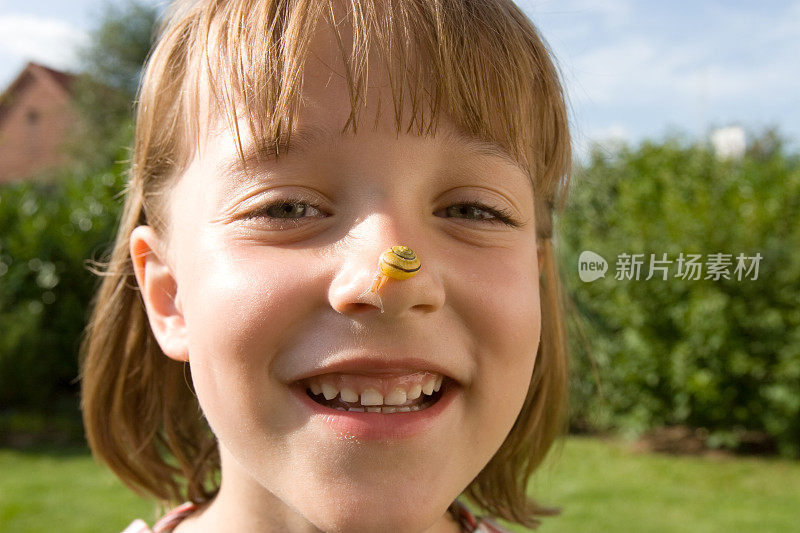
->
[30,62,78,92]
[0,62,77,102]
[0,62,78,128]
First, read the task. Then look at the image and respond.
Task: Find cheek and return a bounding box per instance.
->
[455,247,541,449]
[175,239,317,425]
[463,245,541,366]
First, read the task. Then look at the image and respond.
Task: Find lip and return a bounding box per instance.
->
[290,378,459,441]
[290,356,459,384]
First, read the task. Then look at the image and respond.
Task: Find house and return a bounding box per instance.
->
[0,62,80,183]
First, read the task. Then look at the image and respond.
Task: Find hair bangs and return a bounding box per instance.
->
[160,0,568,219]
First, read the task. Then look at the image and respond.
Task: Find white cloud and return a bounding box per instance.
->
[563,27,799,109]
[0,14,88,72]
[523,0,800,147]
[563,38,697,108]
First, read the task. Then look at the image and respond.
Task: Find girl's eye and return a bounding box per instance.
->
[436,202,521,228]
[245,199,325,221]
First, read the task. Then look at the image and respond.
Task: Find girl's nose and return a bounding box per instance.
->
[327,218,445,317]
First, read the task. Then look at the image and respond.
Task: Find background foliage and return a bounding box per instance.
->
[558,131,800,457]
[0,0,156,431]
[0,160,127,412]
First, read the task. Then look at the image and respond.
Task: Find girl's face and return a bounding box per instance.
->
[133,19,542,533]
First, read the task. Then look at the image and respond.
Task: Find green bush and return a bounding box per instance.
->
[0,159,127,411]
[557,131,800,457]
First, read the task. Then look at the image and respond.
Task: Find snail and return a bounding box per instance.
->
[359,245,421,313]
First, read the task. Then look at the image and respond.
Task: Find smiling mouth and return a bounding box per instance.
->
[302,373,450,414]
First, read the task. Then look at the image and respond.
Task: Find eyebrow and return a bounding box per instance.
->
[216,123,527,178]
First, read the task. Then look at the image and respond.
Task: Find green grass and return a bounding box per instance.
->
[503,436,800,532]
[1,437,799,532]
[0,445,155,532]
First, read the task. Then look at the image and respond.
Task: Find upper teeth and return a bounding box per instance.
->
[307,373,444,406]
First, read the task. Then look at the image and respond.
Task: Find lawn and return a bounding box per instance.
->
[508,436,800,532]
[0,444,154,532]
[1,436,798,532]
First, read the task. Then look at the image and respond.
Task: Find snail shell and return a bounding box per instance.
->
[379,246,421,280]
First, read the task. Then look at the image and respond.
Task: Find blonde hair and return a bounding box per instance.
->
[80,0,571,528]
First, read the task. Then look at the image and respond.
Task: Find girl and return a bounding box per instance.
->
[80,0,572,531]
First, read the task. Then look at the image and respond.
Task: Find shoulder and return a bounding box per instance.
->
[449,499,514,533]
[121,502,198,533]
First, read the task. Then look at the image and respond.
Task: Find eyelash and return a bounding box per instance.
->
[244,199,323,224]
[438,201,520,227]
[245,198,521,227]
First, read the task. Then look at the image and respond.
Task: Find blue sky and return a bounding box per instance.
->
[2,0,799,156]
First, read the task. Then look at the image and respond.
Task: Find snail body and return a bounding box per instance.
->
[359,246,421,312]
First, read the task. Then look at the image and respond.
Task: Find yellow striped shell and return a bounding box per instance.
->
[378,246,421,280]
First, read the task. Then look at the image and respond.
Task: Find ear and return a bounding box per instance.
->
[130,225,189,362]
